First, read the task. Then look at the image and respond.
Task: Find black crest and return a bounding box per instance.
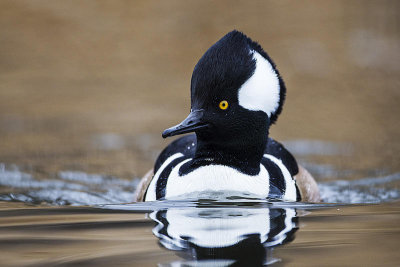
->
[190,30,286,124]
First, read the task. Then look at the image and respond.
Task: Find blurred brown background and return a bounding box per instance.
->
[0,0,399,179]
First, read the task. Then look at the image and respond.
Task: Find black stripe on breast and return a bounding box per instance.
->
[154,135,196,173]
[261,156,286,199]
[295,183,302,202]
[265,138,299,176]
[156,156,189,199]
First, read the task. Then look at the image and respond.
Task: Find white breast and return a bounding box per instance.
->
[165,160,270,199]
[145,153,297,202]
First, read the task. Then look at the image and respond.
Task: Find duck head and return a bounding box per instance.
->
[162,30,286,172]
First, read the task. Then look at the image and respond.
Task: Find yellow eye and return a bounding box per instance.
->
[219,100,229,110]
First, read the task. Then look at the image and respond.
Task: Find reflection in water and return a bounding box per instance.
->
[150,206,298,266]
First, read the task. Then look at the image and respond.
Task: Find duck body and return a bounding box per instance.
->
[135,30,320,202]
[144,134,300,201]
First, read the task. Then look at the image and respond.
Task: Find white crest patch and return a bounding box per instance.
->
[238,51,280,116]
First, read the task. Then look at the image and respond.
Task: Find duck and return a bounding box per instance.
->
[134,30,320,202]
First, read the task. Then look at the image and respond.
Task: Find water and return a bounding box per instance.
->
[1,199,399,266]
[0,164,139,206]
[1,159,399,266]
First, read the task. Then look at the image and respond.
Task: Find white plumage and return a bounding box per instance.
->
[238,51,281,116]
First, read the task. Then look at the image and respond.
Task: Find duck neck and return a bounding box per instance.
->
[192,129,268,175]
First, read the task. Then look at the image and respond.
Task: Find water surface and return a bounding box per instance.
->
[1,199,399,266]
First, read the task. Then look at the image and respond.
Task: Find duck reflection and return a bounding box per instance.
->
[150,206,298,266]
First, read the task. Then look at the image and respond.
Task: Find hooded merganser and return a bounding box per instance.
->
[135,30,320,202]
